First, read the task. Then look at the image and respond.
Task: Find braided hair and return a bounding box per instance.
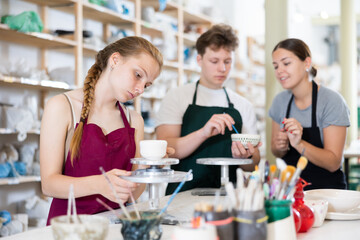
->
[69,36,163,163]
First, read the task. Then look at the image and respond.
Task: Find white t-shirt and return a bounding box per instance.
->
[155,82,258,134]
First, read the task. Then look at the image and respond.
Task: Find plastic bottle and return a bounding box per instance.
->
[292,178,314,233]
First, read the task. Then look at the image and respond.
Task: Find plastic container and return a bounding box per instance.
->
[265,200,296,240]
[233,209,267,240]
[118,211,162,240]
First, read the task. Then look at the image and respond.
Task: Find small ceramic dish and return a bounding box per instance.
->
[304,199,328,227]
[231,134,260,149]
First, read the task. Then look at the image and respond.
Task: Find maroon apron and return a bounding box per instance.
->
[46,103,135,225]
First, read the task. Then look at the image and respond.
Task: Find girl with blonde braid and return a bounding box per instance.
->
[40,36,163,224]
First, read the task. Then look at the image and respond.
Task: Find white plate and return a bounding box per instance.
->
[326,208,360,220]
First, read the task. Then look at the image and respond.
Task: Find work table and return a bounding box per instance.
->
[3,190,360,239]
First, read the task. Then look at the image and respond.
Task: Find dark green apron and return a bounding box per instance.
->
[166,81,243,194]
[283,80,346,190]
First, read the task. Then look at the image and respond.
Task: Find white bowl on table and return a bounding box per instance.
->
[51,214,109,240]
[231,134,260,149]
[304,189,360,213]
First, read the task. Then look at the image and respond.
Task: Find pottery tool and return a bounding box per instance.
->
[127,185,141,220]
[159,169,192,216]
[67,184,80,223]
[223,112,239,133]
[99,167,131,220]
[96,198,122,219]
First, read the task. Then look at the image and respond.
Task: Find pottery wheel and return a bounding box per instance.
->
[121,171,193,183]
[131,158,179,165]
[196,157,253,165]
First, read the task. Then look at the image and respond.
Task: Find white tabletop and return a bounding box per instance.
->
[3,190,360,240]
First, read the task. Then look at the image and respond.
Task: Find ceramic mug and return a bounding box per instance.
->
[140,140,167,160]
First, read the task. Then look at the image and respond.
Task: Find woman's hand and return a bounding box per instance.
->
[273,128,290,152]
[99,169,138,203]
[200,113,235,138]
[282,118,303,148]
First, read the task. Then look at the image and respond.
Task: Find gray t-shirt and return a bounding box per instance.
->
[269,86,350,144]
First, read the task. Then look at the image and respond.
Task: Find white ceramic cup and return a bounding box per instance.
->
[140,140,167,160]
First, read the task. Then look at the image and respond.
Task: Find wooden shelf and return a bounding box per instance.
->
[0,128,40,135]
[36,1,136,25]
[184,65,200,74]
[22,0,76,6]
[141,21,164,38]
[0,74,74,91]
[163,60,179,70]
[0,176,41,186]
[182,33,197,46]
[0,24,76,49]
[141,0,179,11]
[141,95,164,100]
[183,9,213,25]
[82,1,136,25]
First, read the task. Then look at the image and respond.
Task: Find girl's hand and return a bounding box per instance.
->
[274,128,289,152]
[282,118,303,148]
[100,169,138,203]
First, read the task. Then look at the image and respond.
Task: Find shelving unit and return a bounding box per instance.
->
[0,0,216,222]
[0,176,41,186]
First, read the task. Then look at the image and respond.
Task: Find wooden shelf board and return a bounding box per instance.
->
[0,24,76,49]
[141,21,164,37]
[183,65,200,74]
[82,2,136,25]
[182,33,197,46]
[0,176,41,185]
[22,0,76,7]
[141,0,178,11]
[141,95,163,100]
[183,9,213,25]
[0,74,74,91]
[163,60,179,70]
[0,128,40,135]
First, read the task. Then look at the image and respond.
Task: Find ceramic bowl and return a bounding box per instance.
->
[51,214,109,240]
[305,189,360,213]
[140,140,167,160]
[304,199,328,227]
[231,134,260,149]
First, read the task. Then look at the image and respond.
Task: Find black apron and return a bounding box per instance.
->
[166,81,243,194]
[283,80,346,190]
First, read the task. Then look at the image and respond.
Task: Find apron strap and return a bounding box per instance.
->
[285,80,318,128]
[117,102,131,129]
[311,80,318,128]
[192,80,234,108]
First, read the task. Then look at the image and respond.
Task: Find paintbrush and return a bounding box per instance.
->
[159,169,192,216]
[284,150,308,198]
